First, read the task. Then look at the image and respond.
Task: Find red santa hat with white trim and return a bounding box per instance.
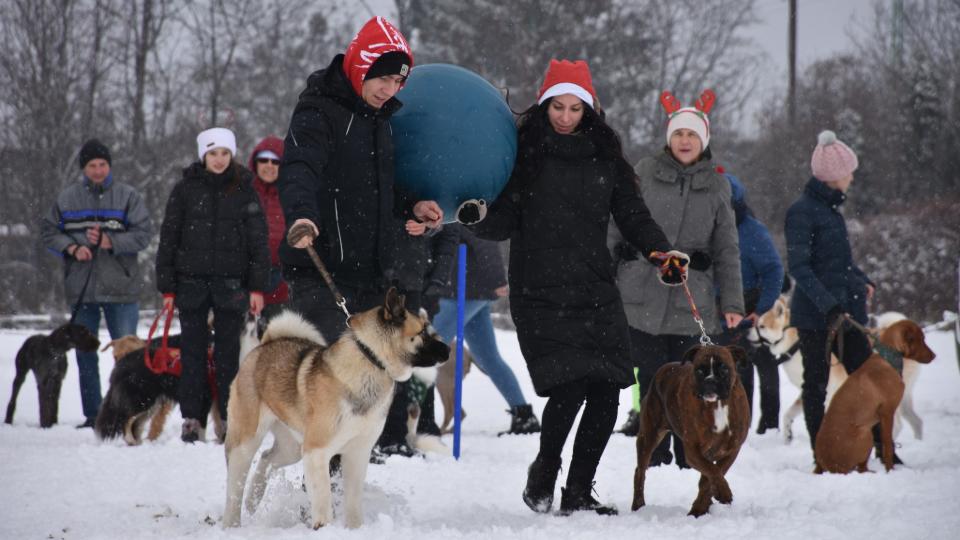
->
[537,60,598,109]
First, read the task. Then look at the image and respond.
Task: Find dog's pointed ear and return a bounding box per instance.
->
[727,345,748,365]
[681,345,702,364]
[383,287,407,322]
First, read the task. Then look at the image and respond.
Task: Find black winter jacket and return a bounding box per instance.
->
[278,54,415,287]
[785,178,872,329]
[156,162,270,295]
[472,131,671,396]
[428,223,507,300]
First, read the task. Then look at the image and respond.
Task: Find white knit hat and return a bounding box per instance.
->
[196,127,237,161]
[666,107,711,149]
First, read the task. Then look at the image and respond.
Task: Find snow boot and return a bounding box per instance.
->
[617,409,640,436]
[501,404,541,436]
[558,482,618,516]
[522,455,562,513]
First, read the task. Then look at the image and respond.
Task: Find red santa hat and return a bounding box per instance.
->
[537,59,598,109]
[343,16,413,97]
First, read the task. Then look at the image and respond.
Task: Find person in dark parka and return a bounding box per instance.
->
[465,60,685,516]
[724,173,783,433]
[785,130,875,458]
[156,127,270,443]
[278,17,443,458]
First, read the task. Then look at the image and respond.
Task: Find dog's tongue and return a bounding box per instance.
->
[703,393,718,402]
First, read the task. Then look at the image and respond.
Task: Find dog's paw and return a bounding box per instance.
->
[714,483,733,504]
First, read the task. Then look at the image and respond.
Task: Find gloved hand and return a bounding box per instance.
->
[456,199,487,225]
[826,305,846,331]
[649,250,690,286]
[287,219,319,248]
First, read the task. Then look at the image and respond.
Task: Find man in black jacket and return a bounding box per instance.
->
[278,17,442,456]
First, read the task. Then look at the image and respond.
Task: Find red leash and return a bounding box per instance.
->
[679,278,714,346]
[145,304,182,376]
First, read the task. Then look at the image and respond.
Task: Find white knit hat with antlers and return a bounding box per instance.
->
[661,90,715,149]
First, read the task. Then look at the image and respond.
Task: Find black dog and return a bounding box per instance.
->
[5,324,101,427]
[95,335,184,445]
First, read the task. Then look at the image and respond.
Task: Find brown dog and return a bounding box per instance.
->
[814,319,936,474]
[632,344,751,517]
[101,335,147,362]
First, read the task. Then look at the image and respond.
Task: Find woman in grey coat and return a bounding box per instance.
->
[611,91,744,468]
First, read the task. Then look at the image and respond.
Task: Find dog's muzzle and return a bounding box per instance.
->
[413,339,450,368]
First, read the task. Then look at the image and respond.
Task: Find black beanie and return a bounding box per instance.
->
[78,139,112,169]
[365,51,411,80]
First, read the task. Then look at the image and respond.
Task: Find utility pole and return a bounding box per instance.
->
[788,0,797,126]
[891,0,904,68]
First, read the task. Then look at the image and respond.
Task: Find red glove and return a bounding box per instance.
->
[649,250,690,286]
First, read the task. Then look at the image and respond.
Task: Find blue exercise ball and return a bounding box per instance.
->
[393,64,517,221]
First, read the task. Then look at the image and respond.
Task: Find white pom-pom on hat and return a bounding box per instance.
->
[811,129,858,182]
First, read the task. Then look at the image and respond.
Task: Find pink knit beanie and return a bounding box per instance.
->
[810,130,858,183]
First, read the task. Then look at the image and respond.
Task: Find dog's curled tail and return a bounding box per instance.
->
[261,311,326,346]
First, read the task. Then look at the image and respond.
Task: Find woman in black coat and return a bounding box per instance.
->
[156,127,269,443]
[468,60,685,516]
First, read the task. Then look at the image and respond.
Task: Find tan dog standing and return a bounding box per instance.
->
[223,289,449,529]
[814,319,935,474]
[632,344,751,517]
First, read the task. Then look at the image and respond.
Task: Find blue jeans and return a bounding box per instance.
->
[432,298,527,408]
[73,302,139,419]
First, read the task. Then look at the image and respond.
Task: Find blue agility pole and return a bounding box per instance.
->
[453,243,467,459]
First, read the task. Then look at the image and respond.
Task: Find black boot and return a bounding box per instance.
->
[502,404,541,436]
[522,455,561,513]
[617,409,640,436]
[872,424,904,465]
[558,482,618,516]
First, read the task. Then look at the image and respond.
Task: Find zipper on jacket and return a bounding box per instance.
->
[345,113,355,136]
[333,198,344,263]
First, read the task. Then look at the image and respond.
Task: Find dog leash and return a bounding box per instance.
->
[68,234,104,325]
[679,279,714,346]
[286,222,351,322]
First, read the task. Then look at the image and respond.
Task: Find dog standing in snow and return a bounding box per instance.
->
[632,344,750,517]
[5,323,101,428]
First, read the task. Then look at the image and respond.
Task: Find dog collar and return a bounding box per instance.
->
[873,342,904,376]
[353,336,387,371]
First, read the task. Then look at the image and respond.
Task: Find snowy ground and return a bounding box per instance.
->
[2,321,959,540]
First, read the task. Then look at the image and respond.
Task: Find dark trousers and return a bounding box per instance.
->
[797,326,872,449]
[752,346,781,429]
[629,327,701,468]
[178,300,245,425]
[537,379,620,488]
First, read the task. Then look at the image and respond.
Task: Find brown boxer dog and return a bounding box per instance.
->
[631,344,751,517]
[814,319,935,474]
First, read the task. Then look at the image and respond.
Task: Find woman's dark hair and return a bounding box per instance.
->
[513,98,635,180]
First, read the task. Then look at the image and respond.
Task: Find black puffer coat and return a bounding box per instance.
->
[278,54,414,287]
[472,132,670,396]
[156,162,270,296]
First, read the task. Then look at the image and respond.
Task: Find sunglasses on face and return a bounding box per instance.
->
[256,157,280,165]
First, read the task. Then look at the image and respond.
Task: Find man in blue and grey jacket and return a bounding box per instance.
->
[41,139,152,428]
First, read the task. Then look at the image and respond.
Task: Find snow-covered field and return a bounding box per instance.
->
[2,322,959,540]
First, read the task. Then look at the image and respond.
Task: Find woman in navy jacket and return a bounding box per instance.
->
[785,130,875,457]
